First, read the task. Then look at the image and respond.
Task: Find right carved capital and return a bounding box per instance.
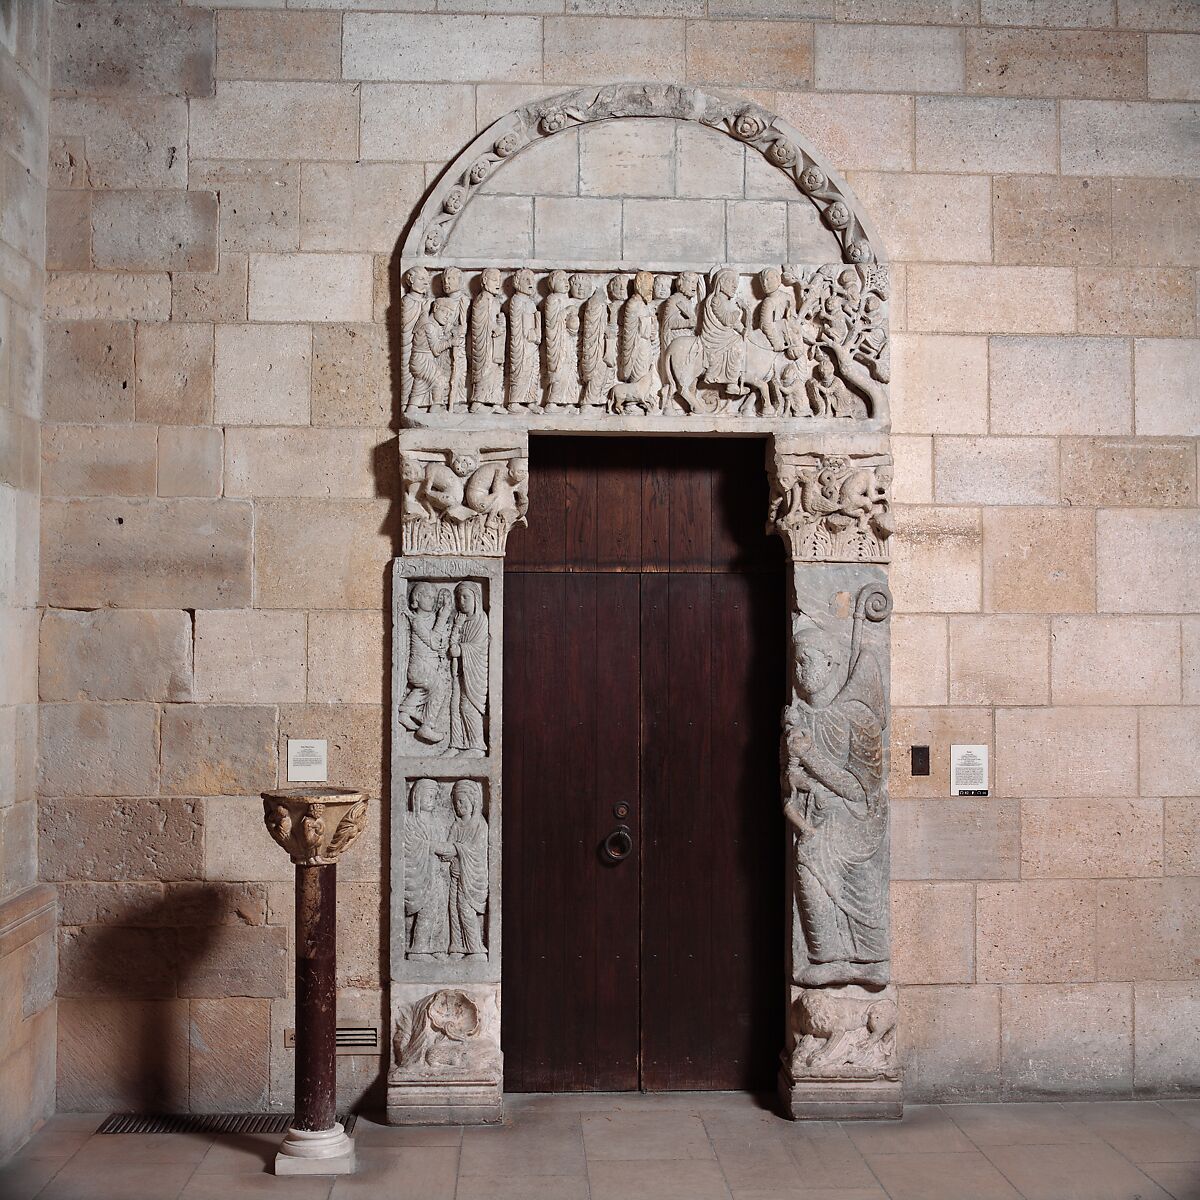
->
[768,436,893,563]
[400,429,529,557]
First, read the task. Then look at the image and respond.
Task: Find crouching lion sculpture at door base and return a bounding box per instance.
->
[789,986,899,1081]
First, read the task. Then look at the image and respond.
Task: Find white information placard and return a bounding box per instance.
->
[950,744,989,796]
[287,738,328,783]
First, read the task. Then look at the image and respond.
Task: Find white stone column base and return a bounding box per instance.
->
[274,1123,357,1175]
[779,1072,903,1120]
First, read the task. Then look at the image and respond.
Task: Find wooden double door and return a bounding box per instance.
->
[502,437,785,1093]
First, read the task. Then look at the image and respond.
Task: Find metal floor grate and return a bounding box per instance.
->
[98,1112,359,1135]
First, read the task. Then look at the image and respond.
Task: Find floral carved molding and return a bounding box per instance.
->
[406,84,881,266]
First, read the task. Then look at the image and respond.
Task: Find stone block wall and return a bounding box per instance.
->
[36,0,1200,1112]
[0,0,55,1158]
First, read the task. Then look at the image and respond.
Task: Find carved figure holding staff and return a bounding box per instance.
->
[783,585,892,989]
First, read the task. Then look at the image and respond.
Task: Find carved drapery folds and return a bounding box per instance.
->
[401,431,529,557]
[395,574,491,759]
[781,566,897,1100]
[412,84,878,266]
[400,264,889,424]
[404,778,490,963]
[769,446,894,563]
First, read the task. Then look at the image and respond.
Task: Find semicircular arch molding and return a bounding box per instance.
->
[402,83,886,267]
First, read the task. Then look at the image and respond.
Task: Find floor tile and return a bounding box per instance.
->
[1138,1161,1200,1200]
[179,1173,333,1199]
[192,1132,279,1174]
[588,1157,732,1200]
[710,1131,805,1191]
[782,1125,881,1191]
[730,1189,887,1200]
[582,1110,714,1160]
[329,1147,458,1199]
[843,1105,975,1156]
[350,1117,462,1147]
[1060,1101,1200,1163]
[456,1175,591,1199]
[945,1101,1103,1147]
[460,1115,585,1177]
[867,1150,1023,1200]
[10,1131,93,1161]
[37,1160,198,1200]
[984,1142,1176,1200]
[0,1155,65,1200]
[65,1132,216,1166]
[1162,1101,1200,1131]
[40,1115,108,1134]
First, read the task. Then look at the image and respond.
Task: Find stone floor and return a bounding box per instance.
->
[1,1094,1198,1200]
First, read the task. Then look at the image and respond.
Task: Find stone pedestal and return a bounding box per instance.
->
[780,1075,904,1121]
[386,1078,503,1126]
[262,787,369,1175]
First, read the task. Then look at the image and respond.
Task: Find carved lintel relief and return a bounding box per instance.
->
[404,778,490,963]
[399,264,889,425]
[400,429,529,557]
[769,440,894,563]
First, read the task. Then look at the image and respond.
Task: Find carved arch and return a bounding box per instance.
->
[402,83,886,267]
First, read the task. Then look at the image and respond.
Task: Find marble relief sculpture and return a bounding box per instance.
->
[405,779,490,962]
[397,580,490,756]
[399,264,889,422]
[790,986,899,1081]
[769,452,894,563]
[783,583,892,989]
[402,445,529,557]
[393,988,499,1078]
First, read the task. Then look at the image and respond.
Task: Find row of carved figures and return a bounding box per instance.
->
[400,264,889,420]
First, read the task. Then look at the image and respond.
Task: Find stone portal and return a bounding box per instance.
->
[387,83,897,1123]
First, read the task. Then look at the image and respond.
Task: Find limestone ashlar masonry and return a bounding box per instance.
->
[31,0,1200,1116]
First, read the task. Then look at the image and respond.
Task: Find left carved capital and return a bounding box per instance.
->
[261,787,369,867]
[400,429,529,557]
[768,436,893,563]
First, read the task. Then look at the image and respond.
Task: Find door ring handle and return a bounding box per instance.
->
[601,825,633,864]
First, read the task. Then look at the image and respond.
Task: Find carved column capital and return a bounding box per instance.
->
[262,787,369,867]
[400,429,529,557]
[768,434,894,563]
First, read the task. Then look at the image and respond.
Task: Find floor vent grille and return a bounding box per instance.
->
[97,1112,359,1136]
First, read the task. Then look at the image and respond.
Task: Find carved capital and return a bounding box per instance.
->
[400,429,529,557]
[769,439,893,563]
[261,787,369,867]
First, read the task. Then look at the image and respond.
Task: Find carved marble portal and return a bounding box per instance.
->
[388,83,896,1125]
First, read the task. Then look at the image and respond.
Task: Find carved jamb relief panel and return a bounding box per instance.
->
[400,429,529,558]
[388,984,501,1089]
[769,436,894,564]
[400,262,890,427]
[780,563,897,1088]
[402,776,491,967]
[408,84,880,268]
[393,570,493,760]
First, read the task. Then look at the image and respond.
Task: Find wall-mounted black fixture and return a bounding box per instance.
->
[910,745,930,777]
